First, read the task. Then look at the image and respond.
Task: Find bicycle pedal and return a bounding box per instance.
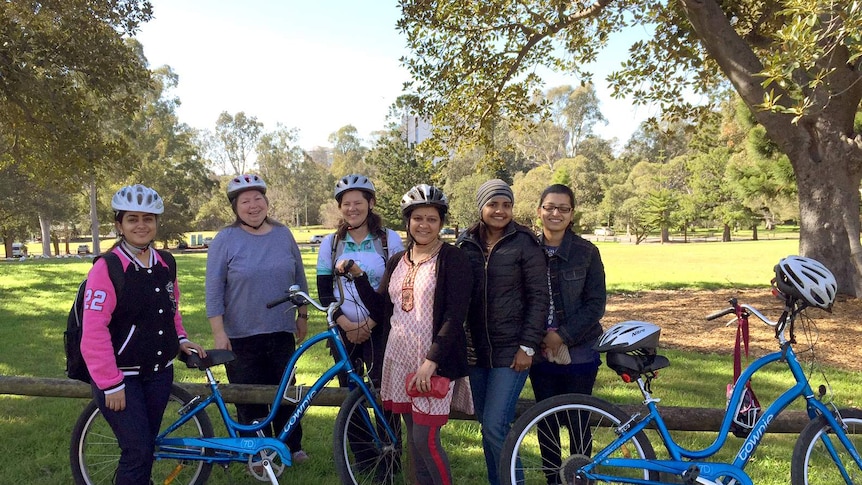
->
[681,464,700,484]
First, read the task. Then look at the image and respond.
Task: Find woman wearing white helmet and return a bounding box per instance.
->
[316,174,403,386]
[205,173,310,463]
[81,184,206,484]
[340,184,472,485]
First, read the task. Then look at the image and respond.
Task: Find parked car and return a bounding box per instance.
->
[439,228,456,236]
[309,234,325,244]
[76,244,90,255]
[202,237,214,248]
[11,242,26,257]
[177,240,189,250]
[593,227,615,237]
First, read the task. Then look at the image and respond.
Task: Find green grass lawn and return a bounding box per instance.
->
[1,238,858,484]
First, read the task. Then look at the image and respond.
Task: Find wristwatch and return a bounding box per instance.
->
[519,345,535,357]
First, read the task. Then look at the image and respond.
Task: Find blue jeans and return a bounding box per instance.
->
[469,366,529,485]
[94,366,174,485]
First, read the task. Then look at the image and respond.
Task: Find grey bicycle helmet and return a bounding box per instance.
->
[226,174,267,202]
[111,184,164,215]
[594,321,661,353]
[400,184,449,216]
[773,256,837,310]
[334,174,376,202]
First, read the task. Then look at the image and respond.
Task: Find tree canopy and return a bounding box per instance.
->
[399,0,862,296]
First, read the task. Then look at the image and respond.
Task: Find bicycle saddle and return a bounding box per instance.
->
[180,349,237,370]
[606,351,670,378]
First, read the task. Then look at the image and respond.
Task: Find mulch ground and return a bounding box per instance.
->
[603,289,862,373]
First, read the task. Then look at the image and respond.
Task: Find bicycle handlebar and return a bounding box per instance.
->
[705,302,778,327]
[705,307,736,321]
[265,260,351,315]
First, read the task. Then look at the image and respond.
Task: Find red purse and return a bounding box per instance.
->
[405,373,450,399]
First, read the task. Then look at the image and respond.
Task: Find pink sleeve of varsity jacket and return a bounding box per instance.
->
[80,253,126,393]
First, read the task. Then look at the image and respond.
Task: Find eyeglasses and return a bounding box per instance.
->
[541,205,573,214]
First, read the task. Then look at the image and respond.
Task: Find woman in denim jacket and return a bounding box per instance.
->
[530,184,607,485]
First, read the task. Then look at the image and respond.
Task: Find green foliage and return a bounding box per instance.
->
[211,111,263,175]
[365,128,437,229]
[0,1,154,184]
[257,125,332,226]
[328,125,369,177]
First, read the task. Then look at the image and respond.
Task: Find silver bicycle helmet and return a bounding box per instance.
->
[111,184,164,215]
[594,321,661,353]
[334,174,376,202]
[227,174,267,202]
[400,184,449,216]
[773,255,837,310]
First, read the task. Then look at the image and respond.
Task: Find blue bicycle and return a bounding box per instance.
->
[500,285,862,483]
[70,275,404,485]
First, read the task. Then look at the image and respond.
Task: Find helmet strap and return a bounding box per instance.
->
[241,217,267,231]
[120,237,150,255]
[347,217,368,231]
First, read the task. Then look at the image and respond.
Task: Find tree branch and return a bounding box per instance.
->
[481,0,615,122]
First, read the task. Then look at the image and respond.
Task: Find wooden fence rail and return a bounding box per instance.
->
[0,375,815,433]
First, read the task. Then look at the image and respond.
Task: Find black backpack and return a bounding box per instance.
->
[64,250,176,383]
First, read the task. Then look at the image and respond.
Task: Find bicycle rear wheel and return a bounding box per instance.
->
[70,384,214,485]
[791,407,862,485]
[500,393,658,485]
[334,387,407,485]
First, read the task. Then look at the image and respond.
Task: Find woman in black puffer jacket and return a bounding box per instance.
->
[456,178,548,485]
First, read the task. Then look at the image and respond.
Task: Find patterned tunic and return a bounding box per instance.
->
[380,252,453,423]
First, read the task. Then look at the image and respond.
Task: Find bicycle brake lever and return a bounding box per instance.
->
[725,317,739,327]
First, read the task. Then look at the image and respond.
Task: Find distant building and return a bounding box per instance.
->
[402,114,432,148]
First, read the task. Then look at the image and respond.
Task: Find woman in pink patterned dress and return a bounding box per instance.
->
[340,184,472,485]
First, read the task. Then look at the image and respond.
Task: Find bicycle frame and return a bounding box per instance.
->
[155,290,397,468]
[579,316,862,484]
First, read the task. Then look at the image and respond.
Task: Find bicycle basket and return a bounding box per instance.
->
[726,383,761,438]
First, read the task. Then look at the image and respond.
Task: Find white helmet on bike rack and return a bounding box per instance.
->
[773,256,837,310]
[111,184,164,215]
[334,174,376,202]
[594,321,661,353]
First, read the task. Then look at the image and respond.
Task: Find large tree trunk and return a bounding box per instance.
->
[681,0,862,296]
[39,215,52,257]
[88,172,101,255]
[796,151,862,297]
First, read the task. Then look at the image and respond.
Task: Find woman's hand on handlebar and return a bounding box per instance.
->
[335,259,363,279]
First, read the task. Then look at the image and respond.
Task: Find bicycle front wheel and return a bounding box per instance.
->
[334,387,407,485]
[500,393,658,485]
[70,384,214,485]
[791,407,862,485]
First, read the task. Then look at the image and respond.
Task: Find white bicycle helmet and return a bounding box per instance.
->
[111,184,164,215]
[400,184,449,216]
[773,255,837,310]
[334,174,376,202]
[594,321,661,353]
[227,174,267,202]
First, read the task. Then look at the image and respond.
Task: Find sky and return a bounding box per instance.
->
[135,0,654,150]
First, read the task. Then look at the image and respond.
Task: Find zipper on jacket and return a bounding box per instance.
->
[481,229,518,363]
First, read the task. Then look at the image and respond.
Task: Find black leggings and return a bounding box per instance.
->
[403,414,452,485]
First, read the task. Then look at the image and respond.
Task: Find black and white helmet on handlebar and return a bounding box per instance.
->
[594,321,661,353]
[773,256,837,310]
